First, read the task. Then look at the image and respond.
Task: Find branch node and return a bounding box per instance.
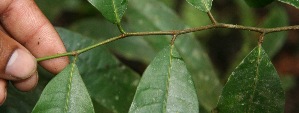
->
[120,33,127,38]
[207,11,218,25]
[117,23,126,34]
[171,35,178,45]
[72,51,79,56]
[258,33,265,47]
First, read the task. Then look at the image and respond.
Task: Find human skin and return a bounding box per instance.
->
[0,0,69,105]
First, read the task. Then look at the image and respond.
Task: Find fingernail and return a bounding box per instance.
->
[5,49,36,79]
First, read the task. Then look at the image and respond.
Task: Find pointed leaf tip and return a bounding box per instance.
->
[216,46,285,112]
[87,0,127,24]
[129,45,199,113]
[32,64,95,113]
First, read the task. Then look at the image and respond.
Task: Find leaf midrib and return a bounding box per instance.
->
[203,0,210,11]
[248,47,262,112]
[111,0,120,23]
[164,46,173,112]
[64,63,76,113]
[186,0,211,12]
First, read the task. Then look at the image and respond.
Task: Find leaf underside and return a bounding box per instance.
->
[216,46,285,113]
[129,45,199,113]
[32,64,95,113]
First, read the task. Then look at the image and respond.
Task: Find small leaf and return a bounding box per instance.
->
[279,0,299,9]
[32,64,95,113]
[185,0,213,12]
[244,0,275,7]
[87,0,127,24]
[216,46,285,112]
[129,45,199,113]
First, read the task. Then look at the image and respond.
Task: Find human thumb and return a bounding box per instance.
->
[0,31,36,80]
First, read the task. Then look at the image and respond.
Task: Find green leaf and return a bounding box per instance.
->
[32,64,95,113]
[57,27,140,113]
[228,0,257,75]
[216,46,285,112]
[36,0,92,22]
[126,7,171,52]
[129,45,199,113]
[87,0,127,24]
[69,18,156,63]
[261,7,288,58]
[244,0,275,7]
[185,0,213,12]
[181,1,211,28]
[0,66,53,113]
[127,0,222,111]
[279,0,299,9]
[160,0,176,9]
[69,18,119,39]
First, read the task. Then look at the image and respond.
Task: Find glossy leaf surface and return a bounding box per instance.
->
[32,64,94,113]
[57,28,140,113]
[279,0,299,9]
[129,45,198,113]
[127,0,222,111]
[244,0,275,7]
[87,0,127,24]
[216,46,285,113]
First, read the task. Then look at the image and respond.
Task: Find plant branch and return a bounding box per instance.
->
[117,23,126,34]
[37,34,126,62]
[36,23,299,62]
[258,33,266,47]
[207,11,218,24]
[171,35,178,45]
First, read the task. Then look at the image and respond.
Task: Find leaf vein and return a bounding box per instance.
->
[163,45,174,112]
[64,63,76,113]
[111,0,120,23]
[248,47,262,112]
